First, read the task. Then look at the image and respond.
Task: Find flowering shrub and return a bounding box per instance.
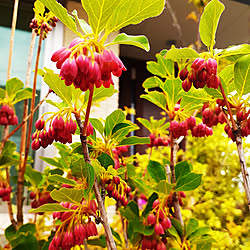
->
[0,0,249,250]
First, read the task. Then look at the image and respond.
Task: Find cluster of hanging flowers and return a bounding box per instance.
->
[51,38,126,92]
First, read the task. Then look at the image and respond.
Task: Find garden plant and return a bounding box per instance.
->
[0,0,249,249]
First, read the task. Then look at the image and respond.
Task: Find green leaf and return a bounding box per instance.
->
[175,161,191,181]
[13,88,33,104]
[106,0,165,33]
[87,235,107,248]
[71,10,92,35]
[39,0,82,37]
[119,201,139,220]
[141,91,167,111]
[134,223,154,236]
[111,228,122,243]
[81,0,121,35]
[234,54,250,96]
[107,33,149,52]
[50,187,84,203]
[97,153,114,170]
[219,44,250,62]
[165,48,199,61]
[43,70,72,105]
[6,78,24,98]
[48,175,77,186]
[188,227,211,241]
[0,141,20,167]
[199,0,225,50]
[39,157,63,169]
[10,233,39,250]
[72,159,95,195]
[175,173,202,192]
[29,203,74,213]
[167,225,181,241]
[162,78,183,106]
[142,192,158,217]
[24,165,43,187]
[181,89,211,112]
[5,224,17,242]
[143,76,163,89]
[34,0,45,14]
[112,122,138,141]
[186,218,199,238]
[117,136,150,146]
[155,180,174,195]
[89,118,104,135]
[170,218,183,237]
[104,109,126,136]
[85,85,116,104]
[147,160,166,182]
[18,223,36,235]
[196,242,212,250]
[0,88,5,99]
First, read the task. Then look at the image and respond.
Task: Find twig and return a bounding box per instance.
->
[7,0,19,80]
[6,92,49,141]
[169,131,184,226]
[219,81,250,210]
[166,1,185,47]
[75,88,117,250]
[17,27,44,226]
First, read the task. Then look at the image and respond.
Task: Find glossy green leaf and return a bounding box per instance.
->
[147,160,166,182]
[104,109,126,136]
[112,122,138,141]
[97,153,114,169]
[6,78,24,98]
[29,203,74,213]
[0,141,20,167]
[5,224,17,242]
[81,0,121,35]
[89,118,104,135]
[181,89,211,112]
[106,0,165,33]
[50,187,84,203]
[165,47,199,61]
[167,225,181,241]
[84,85,116,104]
[156,53,175,77]
[155,180,174,195]
[171,218,183,237]
[162,78,183,106]
[40,0,82,37]
[143,76,163,89]
[10,233,39,250]
[71,10,92,35]
[234,54,250,96]
[117,136,150,146]
[199,0,225,49]
[186,218,199,238]
[48,175,77,186]
[142,192,158,217]
[175,173,202,192]
[119,201,139,219]
[0,88,5,99]
[175,161,191,181]
[141,91,167,111]
[134,223,154,236]
[111,228,122,243]
[18,223,36,235]
[24,165,43,187]
[43,71,72,105]
[87,235,107,248]
[13,88,33,104]
[40,157,63,169]
[204,77,227,98]
[218,44,250,62]
[188,227,210,241]
[107,33,149,51]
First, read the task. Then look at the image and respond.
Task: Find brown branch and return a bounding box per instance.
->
[7,0,19,80]
[6,92,49,141]
[75,89,117,250]
[235,137,250,210]
[1,126,17,227]
[17,27,44,226]
[169,131,184,226]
